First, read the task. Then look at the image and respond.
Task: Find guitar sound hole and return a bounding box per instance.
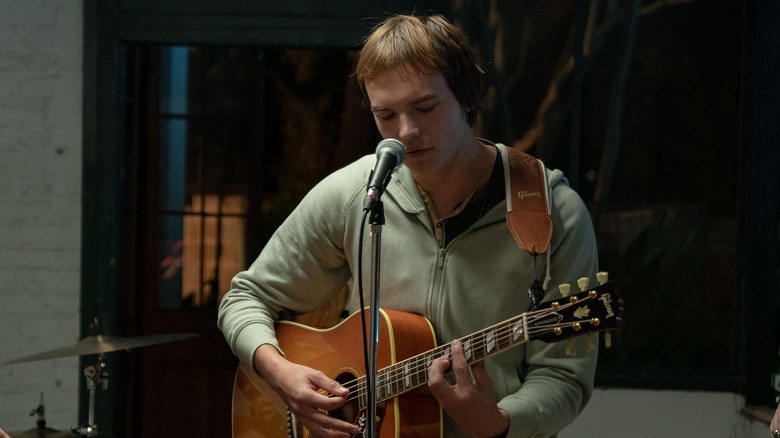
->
[327,372,386,431]
[329,372,361,423]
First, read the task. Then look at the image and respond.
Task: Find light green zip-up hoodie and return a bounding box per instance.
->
[218,143,599,438]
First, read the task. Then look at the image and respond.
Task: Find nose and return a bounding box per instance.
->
[398,114,420,140]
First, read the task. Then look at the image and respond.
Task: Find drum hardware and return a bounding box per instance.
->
[8,427,70,438]
[70,354,107,437]
[8,393,70,437]
[3,319,199,436]
[30,393,47,429]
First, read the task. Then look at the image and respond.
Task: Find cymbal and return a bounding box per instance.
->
[9,426,70,437]
[3,333,199,365]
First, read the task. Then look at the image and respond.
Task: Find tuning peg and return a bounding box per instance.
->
[559,283,571,297]
[577,277,589,291]
[585,334,595,352]
[597,272,609,285]
[566,339,576,356]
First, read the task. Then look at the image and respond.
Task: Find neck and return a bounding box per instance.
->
[416,140,496,218]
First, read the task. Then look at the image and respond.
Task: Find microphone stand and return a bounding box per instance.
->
[365,200,385,438]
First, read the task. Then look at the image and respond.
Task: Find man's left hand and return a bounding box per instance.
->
[428,339,510,438]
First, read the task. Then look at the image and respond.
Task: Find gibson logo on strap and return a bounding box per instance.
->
[518,190,542,200]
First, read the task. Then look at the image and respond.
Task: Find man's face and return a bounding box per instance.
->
[364,65,472,177]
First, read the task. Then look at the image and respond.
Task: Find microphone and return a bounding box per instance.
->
[363,138,405,211]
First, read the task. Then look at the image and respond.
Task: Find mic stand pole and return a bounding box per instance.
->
[366,201,385,438]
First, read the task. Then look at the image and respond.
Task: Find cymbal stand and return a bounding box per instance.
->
[72,354,108,436]
[30,393,47,430]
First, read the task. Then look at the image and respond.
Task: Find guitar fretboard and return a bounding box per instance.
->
[340,281,621,409]
[371,312,530,405]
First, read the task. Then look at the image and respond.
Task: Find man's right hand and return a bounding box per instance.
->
[253,344,359,437]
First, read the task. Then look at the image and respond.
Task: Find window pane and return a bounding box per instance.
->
[158,118,188,212]
[126,44,374,314]
[152,45,256,309]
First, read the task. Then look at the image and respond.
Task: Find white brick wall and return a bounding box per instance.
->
[0,0,83,433]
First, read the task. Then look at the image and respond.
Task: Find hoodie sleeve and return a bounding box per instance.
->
[217,161,368,367]
[498,169,600,438]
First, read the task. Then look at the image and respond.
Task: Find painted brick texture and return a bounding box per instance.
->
[0,0,83,432]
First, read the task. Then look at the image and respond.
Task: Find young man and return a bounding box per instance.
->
[218,14,599,438]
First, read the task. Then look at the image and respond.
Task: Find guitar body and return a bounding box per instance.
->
[231,279,623,438]
[232,309,442,438]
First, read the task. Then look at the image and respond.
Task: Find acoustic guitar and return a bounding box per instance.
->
[232,275,622,438]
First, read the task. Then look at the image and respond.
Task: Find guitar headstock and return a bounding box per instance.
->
[529,273,623,345]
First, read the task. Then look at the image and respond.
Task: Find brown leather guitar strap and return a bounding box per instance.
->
[499,144,553,256]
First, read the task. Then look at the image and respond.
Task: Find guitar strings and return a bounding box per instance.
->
[339,295,594,403]
[336,294,597,405]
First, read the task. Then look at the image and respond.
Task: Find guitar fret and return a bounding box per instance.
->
[385,369,394,397]
[380,377,389,401]
[500,323,514,350]
[358,378,366,410]
[480,331,487,359]
[418,354,429,386]
[463,338,472,361]
[377,371,386,401]
[378,356,422,401]
[468,332,481,362]
[512,317,525,342]
[486,328,496,353]
[392,368,401,394]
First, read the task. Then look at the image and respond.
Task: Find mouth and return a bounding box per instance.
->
[404,148,428,159]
